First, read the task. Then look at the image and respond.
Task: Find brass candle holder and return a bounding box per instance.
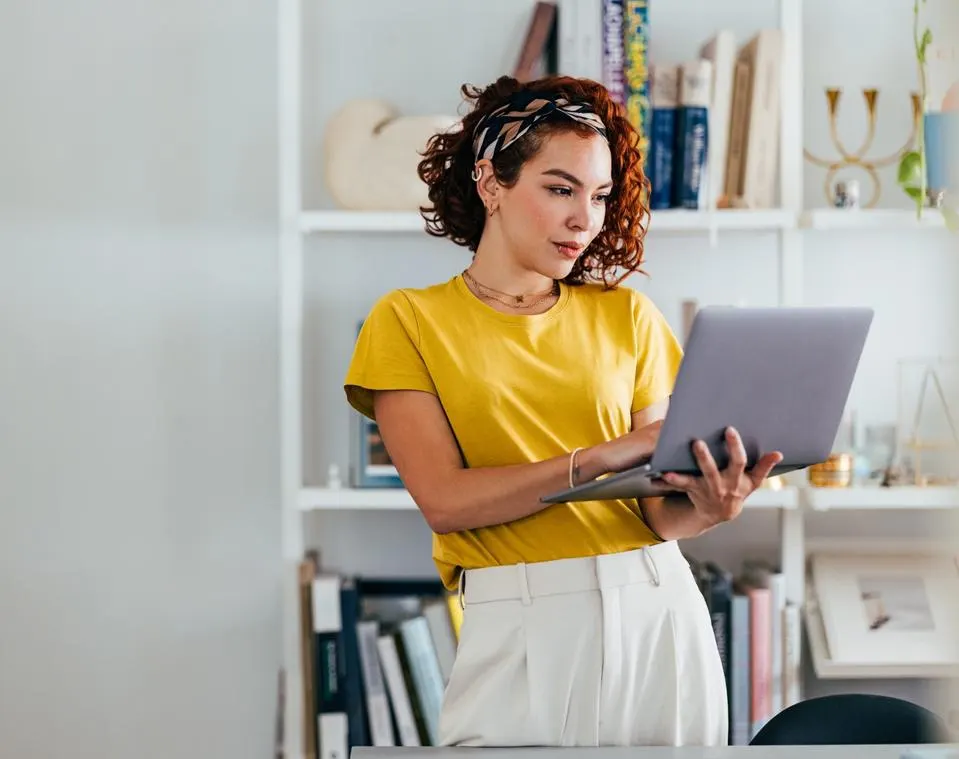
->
[804,87,922,208]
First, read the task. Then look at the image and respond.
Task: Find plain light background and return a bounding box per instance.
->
[1,1,282,758]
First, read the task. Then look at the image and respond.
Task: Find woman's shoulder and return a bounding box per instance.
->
[570,281,662,318]
[367,278,459,319]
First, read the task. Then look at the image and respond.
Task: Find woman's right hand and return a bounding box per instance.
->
[583,419,664,477]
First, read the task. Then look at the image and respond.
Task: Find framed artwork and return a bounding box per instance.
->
[348,316,405,489]
[811,551,959,667]
[352,413,404,488]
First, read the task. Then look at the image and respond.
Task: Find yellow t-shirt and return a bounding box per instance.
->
[344,274,684,590]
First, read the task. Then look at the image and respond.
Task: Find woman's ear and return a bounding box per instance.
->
[472,159,500,215]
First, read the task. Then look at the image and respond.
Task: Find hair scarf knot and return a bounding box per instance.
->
[471,91,608,163]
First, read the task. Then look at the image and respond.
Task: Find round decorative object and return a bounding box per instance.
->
[832,179,860,209]
[323,99,460,211]
[808,453,854,487]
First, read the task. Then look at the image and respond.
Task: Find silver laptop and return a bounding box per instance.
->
[541,305,874,504]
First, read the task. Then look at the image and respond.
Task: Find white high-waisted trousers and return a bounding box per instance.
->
[437,540,727,748]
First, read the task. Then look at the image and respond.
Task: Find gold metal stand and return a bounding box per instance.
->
[804,88,922,208]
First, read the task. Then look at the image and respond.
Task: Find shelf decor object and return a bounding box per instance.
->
[323,99,459,211]
[803,86,921,209]
[896,0,959,229]
[809,551,959,669]
[894,357,959,487]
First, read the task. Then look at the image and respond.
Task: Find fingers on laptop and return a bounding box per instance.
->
[659,439,717,490]
[693,439,723,490]
[660,427,782,491]
[748,450,785,488]
[726,427,748,474]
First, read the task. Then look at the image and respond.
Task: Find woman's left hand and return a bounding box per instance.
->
[656,426,784,526]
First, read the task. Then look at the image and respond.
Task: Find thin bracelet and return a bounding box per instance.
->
[569,447,585,488]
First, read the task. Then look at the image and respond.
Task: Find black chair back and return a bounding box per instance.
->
[749,694,951,745]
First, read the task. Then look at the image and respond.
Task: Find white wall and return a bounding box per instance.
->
[301,0,956,714]
[0,2,281,758]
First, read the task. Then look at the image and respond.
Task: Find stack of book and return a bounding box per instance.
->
[685,553,803,745]
[518,2,785,211]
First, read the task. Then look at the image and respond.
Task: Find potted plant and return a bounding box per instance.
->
[897,0,959,229]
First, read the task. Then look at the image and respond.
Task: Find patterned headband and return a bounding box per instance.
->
[471,91,608,163]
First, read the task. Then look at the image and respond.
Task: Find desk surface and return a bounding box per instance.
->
[352,746,959,759]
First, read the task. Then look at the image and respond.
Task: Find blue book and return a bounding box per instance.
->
[648,64,679,210]
[671,59,712,209]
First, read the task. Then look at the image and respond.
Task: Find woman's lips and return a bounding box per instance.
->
[554,242,583,259]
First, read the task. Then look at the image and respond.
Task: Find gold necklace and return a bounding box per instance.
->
[462,269,558,309]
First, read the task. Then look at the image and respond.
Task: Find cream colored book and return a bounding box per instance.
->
[699,30,737,208]
[737,29,783,209]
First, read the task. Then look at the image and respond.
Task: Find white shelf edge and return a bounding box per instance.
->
[299,487,417,510]
[799,208,948,231]
[648,208,796,232]
[299,208,796,235]
[298,485,800,512]
[803,583,959,680]
[803,485,959,511]
[300,210,429,233]
[301,207,956,234]
[298,485,959,512]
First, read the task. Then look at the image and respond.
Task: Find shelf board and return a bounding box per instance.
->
[299,487,417,510]
[649,208,796,232]
[300,208,796,235]
[803,485,959,511]
[299,485,959,512]
[300,211,428,233]
[298,485,799,512]
[799,208,948,231]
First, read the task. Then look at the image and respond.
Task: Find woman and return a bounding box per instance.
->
[343,75,782,748]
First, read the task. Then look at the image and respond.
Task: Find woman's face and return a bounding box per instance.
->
[496,129,613,280]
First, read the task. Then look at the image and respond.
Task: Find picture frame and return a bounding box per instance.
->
[351,412,404,489]
[810,551,959,667]
[348,315,405,489]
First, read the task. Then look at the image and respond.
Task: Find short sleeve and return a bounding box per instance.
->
[631,292,684,414]
[344,290,438,420]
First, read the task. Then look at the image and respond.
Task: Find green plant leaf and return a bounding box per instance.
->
[898,150,923,185]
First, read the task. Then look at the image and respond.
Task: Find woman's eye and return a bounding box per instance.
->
[548,186,572,197]
[594,194,610,203]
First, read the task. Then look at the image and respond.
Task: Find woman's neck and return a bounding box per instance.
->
[468,227,554,296]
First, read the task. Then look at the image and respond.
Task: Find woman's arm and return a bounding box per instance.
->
[373,388,660,534]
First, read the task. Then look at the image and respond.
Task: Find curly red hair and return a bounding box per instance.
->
[416,75,650,287]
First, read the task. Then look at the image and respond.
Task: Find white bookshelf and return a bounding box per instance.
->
[298,485,802,511]
[301,208,954,235]
[300,208,797,235]
[277,1,956,756]
[297,485,959,513]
